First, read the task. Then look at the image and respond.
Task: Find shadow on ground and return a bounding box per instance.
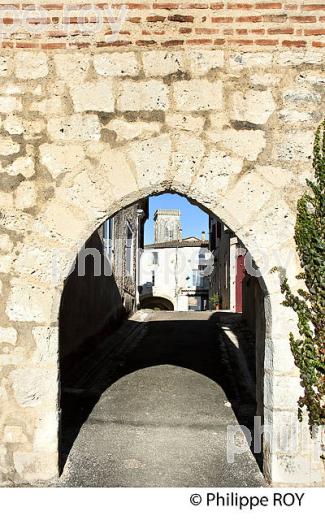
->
[59,311,263,481]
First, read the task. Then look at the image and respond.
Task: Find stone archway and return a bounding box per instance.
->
[1,47,324,487]
[0,170,299,485]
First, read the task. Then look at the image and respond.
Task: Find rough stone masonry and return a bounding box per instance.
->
[0,0,324,486]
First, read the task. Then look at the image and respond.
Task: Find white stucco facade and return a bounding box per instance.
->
[139,241,211,311]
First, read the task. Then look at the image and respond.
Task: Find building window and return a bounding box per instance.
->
[192,269,208,288]
[192,269,202,287]
[151,270,155,287]
[152,252,159,265]
[126,222,133,276]
[103,219,113,260]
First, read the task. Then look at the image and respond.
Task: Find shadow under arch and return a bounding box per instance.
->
[57,187,272,479]
[139,295,174,311]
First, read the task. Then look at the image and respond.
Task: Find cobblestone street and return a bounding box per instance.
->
[59,311,265,487]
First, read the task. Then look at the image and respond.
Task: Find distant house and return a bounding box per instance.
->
[102,198,148,316]
[209,215,264,334]
[209,215,245,312]
[139,209,210,311]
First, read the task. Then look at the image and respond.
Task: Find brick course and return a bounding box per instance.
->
[0,1,323,49]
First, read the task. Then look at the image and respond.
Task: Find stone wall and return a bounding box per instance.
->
[0,43,324,486]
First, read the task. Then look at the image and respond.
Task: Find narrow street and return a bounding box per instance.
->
[59,311,265,487]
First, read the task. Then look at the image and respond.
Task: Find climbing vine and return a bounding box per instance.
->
[278,120,325,433]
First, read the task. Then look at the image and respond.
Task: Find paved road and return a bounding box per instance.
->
[59,311,265,487]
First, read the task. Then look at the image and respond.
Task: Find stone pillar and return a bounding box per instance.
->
[263,292,324,486]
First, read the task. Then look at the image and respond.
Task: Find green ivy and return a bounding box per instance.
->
[278,120,325,433]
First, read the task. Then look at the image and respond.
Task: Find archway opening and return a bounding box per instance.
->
[58,191,268,485]
[139,296,174,311]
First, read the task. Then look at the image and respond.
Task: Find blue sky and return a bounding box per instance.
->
[144,194,209,245]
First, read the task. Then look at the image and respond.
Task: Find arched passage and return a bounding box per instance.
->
[4,131,322,487]
[57,187,270,484]
[139,296,174,311]
[0,33,323,488]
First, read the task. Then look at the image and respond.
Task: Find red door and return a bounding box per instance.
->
[236,255,245,313]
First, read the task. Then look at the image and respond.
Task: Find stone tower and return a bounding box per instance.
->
[154,210,182,243]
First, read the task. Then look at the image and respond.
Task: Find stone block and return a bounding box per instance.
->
[0,56,12,77]
[229,52,273,69]
[7,156,35,178]
[127,135,171,190]
[14,238,72,286]
[0,233,14,253]
[1,83,23,95]
[117,80,169,111]
[13,450,58,481]
[250,73,280,87]
[33,410,58,452]
[231,89,276,125]
[0,96,22,114]
[107,119,161,142]
[0,138,20,156]
[173,79,223,112]
[9,367,58,407]
[194,150,243,195]
[272,132,314,162]
[3,426,27,443]
[0,210,33,234]
[98,148,138,200]
[94,52,140,77]
[0,192,14,209]
[171,132,205,189]
[3,115,24,135]
[0,326,17,346]
[279,110,313,123]
[54,53,90,84]
[14,52,48,80]
[264,371,302,411]
[70,79,115,113]
[188,50,224,76]
[142,51,186,76]
[47,114,101,141]
[275,51,323,66]
[264,337,297,373]
[253,165,294,188]
[6,279,57,323]
[209,112,229,130]
[207,129,266,161]
[57,168,111,223]
[245,204,295,270]
[32,326,58,364]
[226,172,273,226]
[30,97,63,116]
[296,72,325,86]
[35,199,90,249]
[39,143,85,179]
[15,181,37,210]
[165,113,205,133]
[0,253,13,273]
[283,89,321,104]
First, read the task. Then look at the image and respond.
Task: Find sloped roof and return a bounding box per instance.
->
[144,239,209,249]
